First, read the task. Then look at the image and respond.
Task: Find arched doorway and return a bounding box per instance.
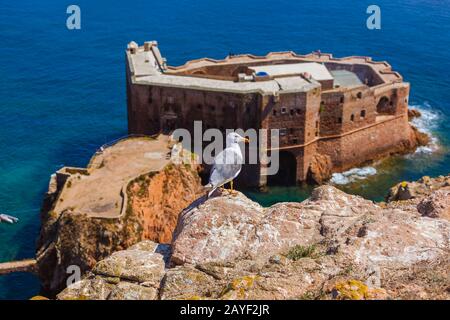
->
[376,96,394,115]
[267,151,297,185]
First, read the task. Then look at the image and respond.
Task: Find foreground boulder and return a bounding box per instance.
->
[417,187,450,220]
[60,181,450,300]
[172,186,449,269]
[57,241,166,300]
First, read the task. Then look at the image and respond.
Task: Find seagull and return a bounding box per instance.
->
[0,214,19,224]
[206,132,249,198]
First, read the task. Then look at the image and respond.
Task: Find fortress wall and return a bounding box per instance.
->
[341,86,377,132]
[324,62,384,86]
[266,92,308,146]
[304,89,322,144]
[337,115,413,172]
[128,82,263,136]
[265,89,321,148]
[317,138,343,169]
[298,142,318,181]
[319,91,345,136]
[127,83,159,135]
[372,83,409,116]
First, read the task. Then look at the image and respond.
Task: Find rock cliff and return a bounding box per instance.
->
[37,163,202,296]
[58,176,450,300]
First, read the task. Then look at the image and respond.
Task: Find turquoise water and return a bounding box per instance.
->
[0,0,449,299]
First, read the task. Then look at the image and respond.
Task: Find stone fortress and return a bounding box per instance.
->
[126,40,423,186]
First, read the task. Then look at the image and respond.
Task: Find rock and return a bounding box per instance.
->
[386,175,449,202]
[56,175,450,300]
[328,279,387,300]
[307,154,333,184]
[411,126,430,146]
[57,277,115,300]
[159,265,219,300]
[128,240,159,252]
[30,295,50,300]
[37,162,202,296]
[108,281,158,300]
[57,244,165,300]
[93,249,165,285]
[170,191,322,266]
[408,108,422,121]
[417,188,450,220]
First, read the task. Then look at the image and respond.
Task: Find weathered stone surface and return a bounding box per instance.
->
[93,249,165,285]
[171,191,322,266]
[57,175,450,300]
[108,281,158,300]
[408,108,422,121]
[411,126,431,147]
[417,187,450,220]
[386,175,450,202]
[128,240,158,252]
[159,265,219,300]
[166,183,450,300]
[307,153,333,184]
[57,246,165,300]
[57,276,115,300]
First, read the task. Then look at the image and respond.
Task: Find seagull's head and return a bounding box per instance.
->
[226,132,250,147]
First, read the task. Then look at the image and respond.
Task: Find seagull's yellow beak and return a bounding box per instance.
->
[243,137,250,144]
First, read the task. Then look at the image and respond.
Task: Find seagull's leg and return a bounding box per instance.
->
[230,180,237,195]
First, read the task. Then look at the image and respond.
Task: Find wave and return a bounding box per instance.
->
[330,166,377,185]
[409,102,441,154]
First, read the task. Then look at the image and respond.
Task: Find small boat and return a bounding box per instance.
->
[0,214,19,224]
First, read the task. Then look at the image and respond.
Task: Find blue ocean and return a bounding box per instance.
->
[0,0,449,299]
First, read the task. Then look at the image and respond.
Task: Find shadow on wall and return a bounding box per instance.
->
[267,151,297,186]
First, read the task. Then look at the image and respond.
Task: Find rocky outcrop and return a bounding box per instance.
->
[57,241,166,300]
[59,179,450,300]
[37,163,202,296]
[386,175,450,202]
[411,125,431,147]
[408,108,422,121]
[417,188,450,220]
[307,154,333,184]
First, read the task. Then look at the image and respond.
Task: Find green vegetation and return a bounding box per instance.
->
[285,244,318,260]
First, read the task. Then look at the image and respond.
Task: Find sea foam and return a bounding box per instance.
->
[330,166,377,185]
[409,103,440,155]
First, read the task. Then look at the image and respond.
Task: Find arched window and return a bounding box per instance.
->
[360,110,366,118]
[350,114,355,122]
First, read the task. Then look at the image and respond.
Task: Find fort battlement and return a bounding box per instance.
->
[126,40,420,186]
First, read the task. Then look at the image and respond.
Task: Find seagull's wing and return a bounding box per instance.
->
[209,147,243,189]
